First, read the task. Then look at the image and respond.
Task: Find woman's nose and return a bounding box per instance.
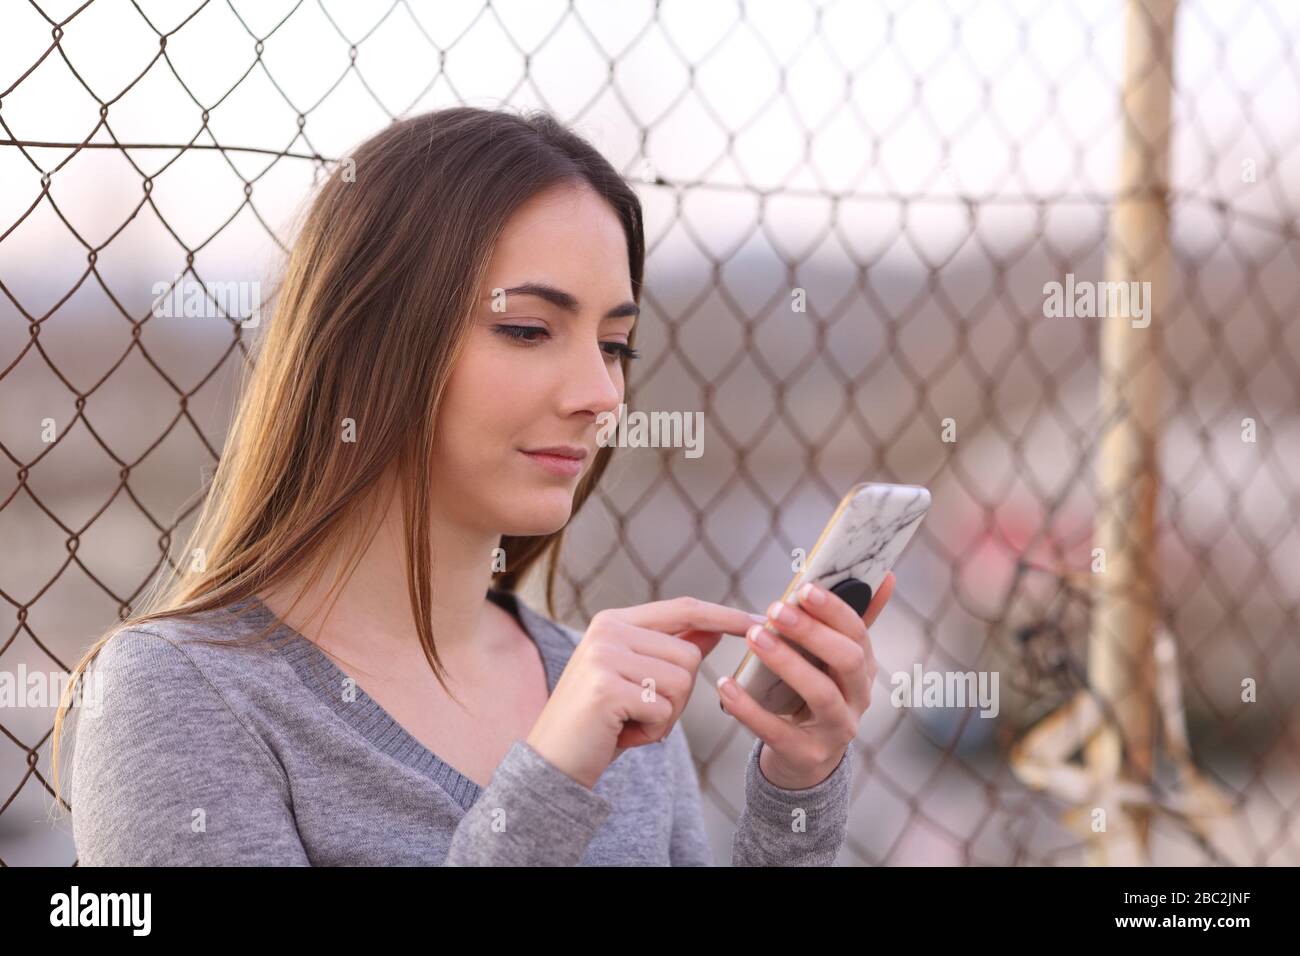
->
[560,342,623,413]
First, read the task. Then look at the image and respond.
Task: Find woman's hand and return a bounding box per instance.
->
[526,597,761,790]
[716,572,895,790]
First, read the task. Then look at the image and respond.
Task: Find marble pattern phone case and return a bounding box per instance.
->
[730,482,931,716]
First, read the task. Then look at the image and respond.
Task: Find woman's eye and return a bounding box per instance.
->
[494,324,548,344]
[601,342,641,362]
[494,324,640,362]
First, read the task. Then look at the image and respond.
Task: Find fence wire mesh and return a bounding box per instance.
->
[1,0,1297,865]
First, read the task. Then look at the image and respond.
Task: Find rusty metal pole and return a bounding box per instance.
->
[1085,0,1179,866]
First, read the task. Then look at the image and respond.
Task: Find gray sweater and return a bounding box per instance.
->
[68,588,853,865]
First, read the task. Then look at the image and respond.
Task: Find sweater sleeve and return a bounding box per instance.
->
[665,725,853,866]
[74,631,616,867]
[731,737,853,866]
[443,739,613,865]
[440,618,616,865]
[70,629,311,866]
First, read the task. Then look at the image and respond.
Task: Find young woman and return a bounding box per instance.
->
[53,107,892,866]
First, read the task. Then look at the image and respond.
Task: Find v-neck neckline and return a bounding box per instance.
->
[232,587,569,812]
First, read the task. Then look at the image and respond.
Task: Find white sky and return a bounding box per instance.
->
[0,0,1296,286]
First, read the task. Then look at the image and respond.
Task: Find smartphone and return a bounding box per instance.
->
[727,482,931,716]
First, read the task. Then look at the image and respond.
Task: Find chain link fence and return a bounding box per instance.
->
[2,0,1297,865]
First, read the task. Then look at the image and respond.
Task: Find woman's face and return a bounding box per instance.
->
[431,181,636,538]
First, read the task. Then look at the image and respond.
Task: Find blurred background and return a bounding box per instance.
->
[1,0,1297,866]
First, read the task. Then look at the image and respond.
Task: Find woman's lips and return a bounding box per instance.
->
[520,449,583,477]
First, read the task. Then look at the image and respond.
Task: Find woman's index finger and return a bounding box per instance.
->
[607,596,763,638]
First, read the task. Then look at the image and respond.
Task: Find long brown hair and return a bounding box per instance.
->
[51,106,644,809]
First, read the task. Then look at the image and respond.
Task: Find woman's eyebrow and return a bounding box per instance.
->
[496,281,639,321]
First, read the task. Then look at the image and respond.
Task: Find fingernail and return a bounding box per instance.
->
[716,675,738,700]
[799,582,825,606]
[767,600,795,625]
[749,612,768,624]
[748,623,776,649]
